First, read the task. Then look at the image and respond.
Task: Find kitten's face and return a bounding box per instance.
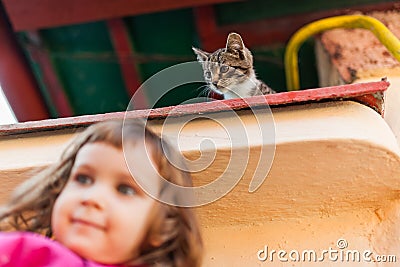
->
[193,33,254,96]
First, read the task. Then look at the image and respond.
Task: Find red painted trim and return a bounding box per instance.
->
[0,80,388,136]
[194,6,231,51]
[25,31,73,117]
[193,6,221,50]
[0,9,49,122]
[3,0,242,31]
[353,94,384,116]
[261,81,386,114]
[106,19,148,109]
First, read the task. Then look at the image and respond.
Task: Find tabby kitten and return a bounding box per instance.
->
[193,32,275,99]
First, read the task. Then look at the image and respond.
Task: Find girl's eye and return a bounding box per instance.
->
[117,184,136,196]
[220,65,229,73]
[205,71,211,79]
[75,174,93,185]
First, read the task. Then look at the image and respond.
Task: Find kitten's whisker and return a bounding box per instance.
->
[196,84,210,98]
[205,87,213,99]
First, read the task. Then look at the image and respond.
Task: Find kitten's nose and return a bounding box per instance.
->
[212,82,218,88]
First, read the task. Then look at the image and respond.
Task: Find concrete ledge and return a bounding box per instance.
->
[1,99,400,265]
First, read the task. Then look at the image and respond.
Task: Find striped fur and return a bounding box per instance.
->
[193,32,275,99]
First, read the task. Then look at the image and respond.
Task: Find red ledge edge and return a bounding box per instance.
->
[0,79,389,136]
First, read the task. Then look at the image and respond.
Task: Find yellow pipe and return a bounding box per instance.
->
[285,15,400,91]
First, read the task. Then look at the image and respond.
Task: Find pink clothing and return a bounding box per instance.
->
[0,232,139,267]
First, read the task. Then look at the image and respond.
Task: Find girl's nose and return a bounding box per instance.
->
[80,185,106,210]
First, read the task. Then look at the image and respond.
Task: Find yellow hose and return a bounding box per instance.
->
[284,15,400,91]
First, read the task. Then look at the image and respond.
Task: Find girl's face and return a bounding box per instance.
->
[51,142,160,264]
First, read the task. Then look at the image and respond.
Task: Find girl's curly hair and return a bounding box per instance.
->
[0,119,203,267]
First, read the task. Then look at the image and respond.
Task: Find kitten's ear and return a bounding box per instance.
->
[192,47,210,62]
[226,32,245,52]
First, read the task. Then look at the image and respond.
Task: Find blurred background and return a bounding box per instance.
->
[0,0,397,123]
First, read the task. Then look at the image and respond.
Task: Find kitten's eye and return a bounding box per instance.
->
[117,184,136,196]
[74,174,93,185]
[220,65,229,73]
[205,71,211,79]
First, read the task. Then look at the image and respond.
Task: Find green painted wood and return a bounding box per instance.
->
[215,0,396,25]
[125,9,196,56]
[125,8,201,107]
[298,39,319,90]
[53,57,129,115]
[16,1,393,117]
[36,22,128,115]
[253,46,286,92]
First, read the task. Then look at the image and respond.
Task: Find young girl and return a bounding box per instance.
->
[0,119,203,267]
